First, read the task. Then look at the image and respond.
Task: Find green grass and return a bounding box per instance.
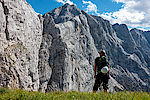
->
[0,88,150,100]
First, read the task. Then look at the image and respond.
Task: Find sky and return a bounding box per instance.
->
[26,0,150,31]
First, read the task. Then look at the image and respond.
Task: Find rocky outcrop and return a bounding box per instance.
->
[0,0,42,91]
[40,5,98,92]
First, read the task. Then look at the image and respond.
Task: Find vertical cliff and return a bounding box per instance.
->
[0,0,42,91]
[39,4,99,92]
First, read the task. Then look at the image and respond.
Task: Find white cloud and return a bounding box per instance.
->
[56,0,65,4]
[101,0,150,30]
[112,0,126,3]
[66,0,73,5]
[82,0,100,16]
[56,0,73,5]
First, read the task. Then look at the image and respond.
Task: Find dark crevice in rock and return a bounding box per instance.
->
[1,1,9,40]
[13,68,22,88]
[1,1,9,15]
[5,16,9,40]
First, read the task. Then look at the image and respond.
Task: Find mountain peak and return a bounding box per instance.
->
[62,3,73,7]
[45,3,81,24]
[130,28,144,33]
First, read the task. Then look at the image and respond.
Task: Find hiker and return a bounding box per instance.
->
[93,50,110,93]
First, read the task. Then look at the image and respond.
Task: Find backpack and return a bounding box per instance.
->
[96,56,108,73]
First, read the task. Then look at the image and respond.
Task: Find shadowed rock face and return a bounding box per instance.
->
[0,1,149,92]
[111,25,150,91]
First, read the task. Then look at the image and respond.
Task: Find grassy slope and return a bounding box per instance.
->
[0,88,150,100]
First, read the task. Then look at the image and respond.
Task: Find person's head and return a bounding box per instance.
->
[99,50,106,57]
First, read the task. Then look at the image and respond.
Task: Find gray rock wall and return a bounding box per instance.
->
[0,0,42,91]
[41,9,98,92]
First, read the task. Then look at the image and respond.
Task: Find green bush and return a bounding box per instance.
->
[0,88,149,100]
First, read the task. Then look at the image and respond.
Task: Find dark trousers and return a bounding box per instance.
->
[93,72,109,91]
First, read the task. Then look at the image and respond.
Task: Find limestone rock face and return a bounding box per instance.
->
[41,5,98,92]
[0,0,42,91]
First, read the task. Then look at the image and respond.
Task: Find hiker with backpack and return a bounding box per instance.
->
[93,50,110,93]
